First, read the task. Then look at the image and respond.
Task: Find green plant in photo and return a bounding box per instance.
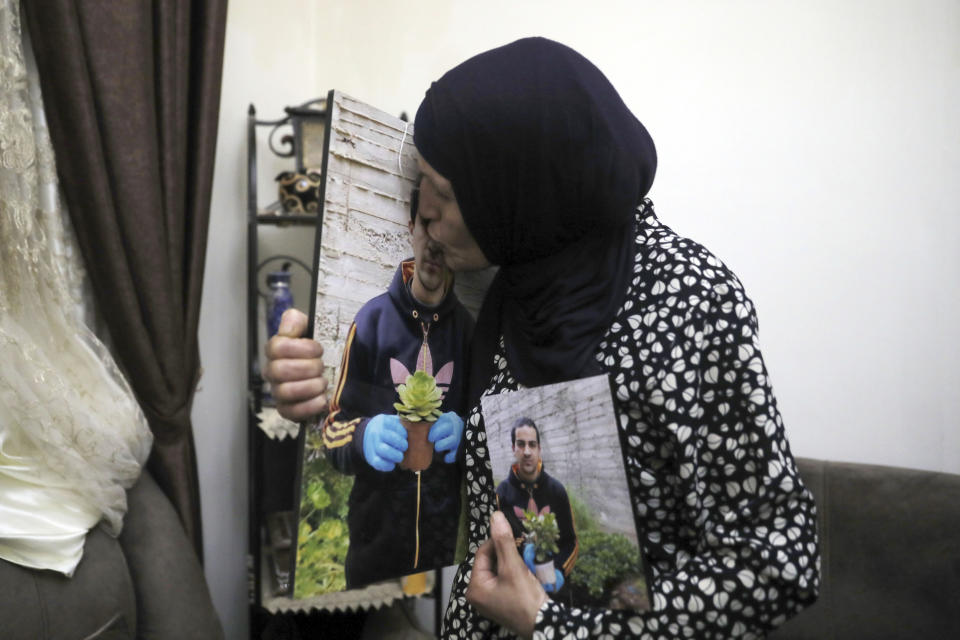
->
[568,529,643,601]
[294,517,349,597]
[393,370,442,422]
[522,509,560,563]
[565,489,645,607]
[294,432,354,599]
[568,492,598,533]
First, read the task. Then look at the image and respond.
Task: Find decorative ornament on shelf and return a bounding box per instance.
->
[276,169,323,214]
[257,407,301,441]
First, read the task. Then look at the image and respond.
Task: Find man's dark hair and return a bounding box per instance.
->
[409,177,421,224]
[510,417,540,447]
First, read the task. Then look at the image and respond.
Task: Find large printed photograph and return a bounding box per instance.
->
[292,91,490,605]
[481,374,651,612]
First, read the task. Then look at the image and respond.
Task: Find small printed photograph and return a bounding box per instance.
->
[481,374,651,612]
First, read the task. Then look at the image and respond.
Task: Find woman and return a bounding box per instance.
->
[268,37,819,639]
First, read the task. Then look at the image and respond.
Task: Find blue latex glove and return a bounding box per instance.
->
[546,568,564,593]
[522,542,536,571]
[522,542,564,593]
[428,411,463,463]
[362,414,408,472]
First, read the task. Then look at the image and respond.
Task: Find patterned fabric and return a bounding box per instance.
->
[0,0,151,575]
[442,201,819,639]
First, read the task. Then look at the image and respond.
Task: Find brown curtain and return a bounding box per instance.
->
[23,1,228,559]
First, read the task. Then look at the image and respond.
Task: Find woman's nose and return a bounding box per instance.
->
[419,204,435,222]
[417,189,438,220]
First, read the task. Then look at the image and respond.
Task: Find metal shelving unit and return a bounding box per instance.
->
[246,100,324,635]
[246,97,444,639]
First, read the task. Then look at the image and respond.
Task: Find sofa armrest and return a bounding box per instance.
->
[119,471,224,640]
[772,457,960,639]
[0,524,137,639]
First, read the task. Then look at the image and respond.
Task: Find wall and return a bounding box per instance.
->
[194,3,322,638]
[194,1,960,636]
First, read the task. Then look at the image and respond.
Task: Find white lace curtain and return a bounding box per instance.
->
[0,0,152,575]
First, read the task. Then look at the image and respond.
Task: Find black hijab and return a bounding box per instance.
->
[414,37,657,403]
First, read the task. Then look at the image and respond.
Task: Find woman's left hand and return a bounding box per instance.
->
[466,511,549,639]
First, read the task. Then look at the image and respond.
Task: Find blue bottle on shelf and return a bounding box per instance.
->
[266,267,293,338]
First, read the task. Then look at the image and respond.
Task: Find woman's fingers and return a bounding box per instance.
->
[466,512,547,639]
[277,308,309,338]
[271,376,327,405]
[264,309,322,374]
[262,309,329,422]
[262,311,329,421]
[264,351,325,384]
[490,510,523,576]
[467,539,498,595]
[265,335,324,362]
[276,392,329,422]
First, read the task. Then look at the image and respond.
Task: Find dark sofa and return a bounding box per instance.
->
[0,471,224,639]
[7,457,957,639]
[772,457,960,639]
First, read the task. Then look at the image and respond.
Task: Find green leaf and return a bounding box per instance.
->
[294,457,354,598]
[395,370,442,422]
[568,530,643,599]
[521,509,560,562]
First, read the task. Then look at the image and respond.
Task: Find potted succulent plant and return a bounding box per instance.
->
[393,370,443,472]
[521,507,561,585]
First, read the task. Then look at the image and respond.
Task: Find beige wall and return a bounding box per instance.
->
[196,2,960,635]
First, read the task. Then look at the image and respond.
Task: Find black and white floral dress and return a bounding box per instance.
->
[442,201,820,639]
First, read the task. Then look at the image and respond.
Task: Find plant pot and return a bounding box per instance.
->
[400,418,433,472]
[534,559,556,586]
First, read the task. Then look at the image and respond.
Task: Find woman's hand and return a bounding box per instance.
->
[263,309,328,421]
[466,511,549,639]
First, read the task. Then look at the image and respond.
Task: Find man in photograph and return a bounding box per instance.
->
[495,417,578,589]
[320,188,474,588]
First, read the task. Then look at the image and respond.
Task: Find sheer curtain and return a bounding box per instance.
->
[0,0,152,576]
